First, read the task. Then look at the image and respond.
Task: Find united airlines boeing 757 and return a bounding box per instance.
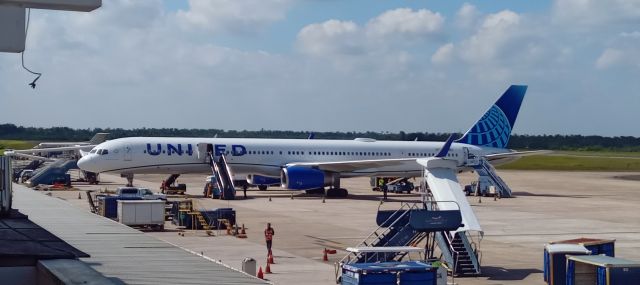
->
[78,85,529,196]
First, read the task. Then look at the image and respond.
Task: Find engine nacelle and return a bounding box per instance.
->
[280,166,332,190]
[246,174,281,186]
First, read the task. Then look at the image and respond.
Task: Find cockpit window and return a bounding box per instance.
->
[102,149,108,155]
[90,149,97,154]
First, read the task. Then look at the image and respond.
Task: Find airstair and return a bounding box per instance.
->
[26,159,77,187]
[349,202,426,263]
[419,157,483,276]
[471,157,513,198]
[428,198,481,276]
[336,200,465,282]
[207,153,236,200]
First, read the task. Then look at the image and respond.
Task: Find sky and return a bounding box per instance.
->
[0,0,639,136]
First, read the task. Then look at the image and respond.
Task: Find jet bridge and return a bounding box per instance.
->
[417,157,483,276]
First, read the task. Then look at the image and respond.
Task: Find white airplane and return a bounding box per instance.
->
[5,133,109,160]
[78,85,530,196]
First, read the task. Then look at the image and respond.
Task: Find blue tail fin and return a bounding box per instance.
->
[456,85,527,149]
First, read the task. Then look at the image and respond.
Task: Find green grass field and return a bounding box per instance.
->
[498,152,640,171]
[0,140,38,156]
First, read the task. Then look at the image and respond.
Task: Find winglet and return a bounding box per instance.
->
[435,134,456,158]
[308,133,315,139]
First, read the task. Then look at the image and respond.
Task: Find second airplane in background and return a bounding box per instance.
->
[78,85,529,197]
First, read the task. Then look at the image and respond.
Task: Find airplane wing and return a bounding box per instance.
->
[10,145,96,154]
[286,158,420,173]
[3,151,56,162]
[485,150,552,161]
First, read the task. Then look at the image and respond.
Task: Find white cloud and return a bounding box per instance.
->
[366,8,444,38]
[431,43,454,65]
[456,3,479,29]
[459,10,521,64]
[553,0,640,27]
[176,0,291,34]
[595,48,624,69]
[296,20,361,57]
[620,31,640,38]
[595,32,640,69]
[2,1,640,136]
[296,8,444,58]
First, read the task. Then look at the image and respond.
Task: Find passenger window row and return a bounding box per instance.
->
[407,152,459,157]
[245,150,393,156]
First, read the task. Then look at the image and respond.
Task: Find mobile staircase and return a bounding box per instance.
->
[336,201,465,281]
[26,159,77,187]
[419,157,483,276]
[471,157,513,198]
[191,200,214,236]
[207,153,236,200]
[427,199,482,276]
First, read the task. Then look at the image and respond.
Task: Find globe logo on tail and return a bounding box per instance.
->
[459,105,512,149]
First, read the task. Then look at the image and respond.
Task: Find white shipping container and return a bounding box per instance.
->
[117,200,165,229]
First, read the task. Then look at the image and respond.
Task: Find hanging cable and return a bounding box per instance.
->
[21,8,42,89]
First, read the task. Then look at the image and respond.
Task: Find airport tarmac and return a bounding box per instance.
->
[52,170,640,285]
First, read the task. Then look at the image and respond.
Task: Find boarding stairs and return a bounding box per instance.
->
[190,200,214,235]
[207,153,236,200]
[422,194,481,276]
[419,157,483,276]
[471,157,513,198]
[336,200,466,283]
[338,202,427,264]
[26,159,77,187]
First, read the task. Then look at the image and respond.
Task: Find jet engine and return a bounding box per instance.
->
[280,166,333,190]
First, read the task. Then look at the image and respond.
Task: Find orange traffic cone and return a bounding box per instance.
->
[265,262,272,274]
[257,266,264,279]
[268,253,275,264]
[323,248,329,262]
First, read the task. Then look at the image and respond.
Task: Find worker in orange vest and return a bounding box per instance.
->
[264,223,275,255]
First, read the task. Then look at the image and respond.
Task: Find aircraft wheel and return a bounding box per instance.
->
[305,188,325,195]
[326,188,348,198]
[258,185,268,191]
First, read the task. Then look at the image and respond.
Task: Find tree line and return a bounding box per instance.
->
[1,123,638,151]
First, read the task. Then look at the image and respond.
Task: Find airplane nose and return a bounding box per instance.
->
[77,156,95,172]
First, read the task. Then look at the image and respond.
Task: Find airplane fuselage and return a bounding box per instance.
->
[78,137,508,178]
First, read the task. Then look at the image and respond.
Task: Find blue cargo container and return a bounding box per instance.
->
[566,255,640,285]
[544,244,591,285]
[341,261,436,285]
[550,238,615,257]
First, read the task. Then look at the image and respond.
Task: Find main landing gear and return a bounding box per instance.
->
[121,173,134,187]
[326,188,348,197]
[304,188,348,197]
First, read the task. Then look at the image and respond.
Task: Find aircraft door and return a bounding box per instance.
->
[196,143,214,163]
[463,147,478,166]
[124,145,133,161]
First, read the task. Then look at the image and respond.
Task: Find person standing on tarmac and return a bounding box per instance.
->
[264,223,275,255]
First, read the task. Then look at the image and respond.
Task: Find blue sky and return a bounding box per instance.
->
[1,0,639,136]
